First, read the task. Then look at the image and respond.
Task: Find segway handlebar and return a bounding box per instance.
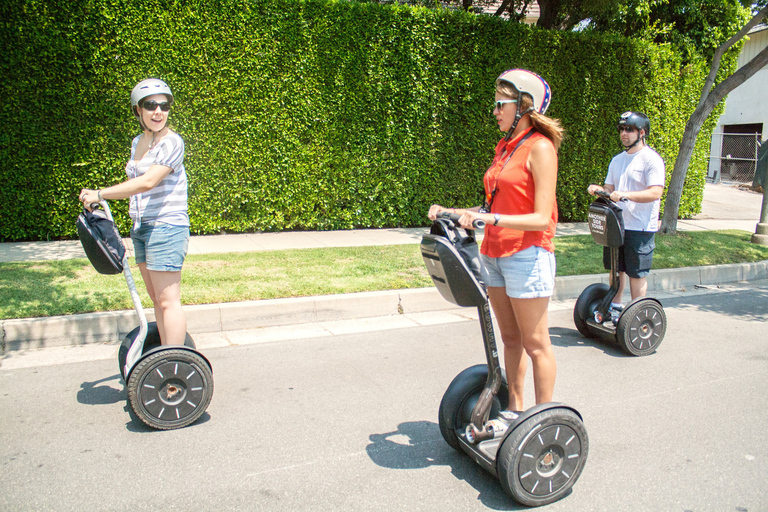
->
[437,211,485,230]
[593,189,628,202]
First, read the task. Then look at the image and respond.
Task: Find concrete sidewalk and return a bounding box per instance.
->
[1,182,766,359]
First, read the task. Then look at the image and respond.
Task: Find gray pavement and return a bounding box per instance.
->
[0,182,766,359]
[1,282,767,511]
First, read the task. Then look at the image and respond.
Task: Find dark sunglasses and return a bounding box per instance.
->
[618,125,637,133]
[142,101,171,112]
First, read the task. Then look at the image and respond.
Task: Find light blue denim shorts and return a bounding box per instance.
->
[130,222,190,272]
[480,246,556,299]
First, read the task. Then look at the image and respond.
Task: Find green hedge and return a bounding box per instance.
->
[0,0,730,241]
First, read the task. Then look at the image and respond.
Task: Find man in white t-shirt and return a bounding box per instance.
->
[587,112,665,319]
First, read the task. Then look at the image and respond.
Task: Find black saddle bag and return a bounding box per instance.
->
[76,208,126,274]
[588,197,625,248]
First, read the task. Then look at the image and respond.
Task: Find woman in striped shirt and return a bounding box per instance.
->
[80,78,190,346]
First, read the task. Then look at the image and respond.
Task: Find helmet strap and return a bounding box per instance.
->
[622,130,646,151]
[504,105,535,141]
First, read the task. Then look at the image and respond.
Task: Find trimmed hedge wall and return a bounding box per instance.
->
[0,0,728,241]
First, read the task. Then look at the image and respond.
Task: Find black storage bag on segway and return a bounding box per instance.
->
[76,208,126,274]
[429,220,485,286]
[588,197,625,248]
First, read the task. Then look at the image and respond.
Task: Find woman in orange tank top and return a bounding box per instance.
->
[428,69,564,414]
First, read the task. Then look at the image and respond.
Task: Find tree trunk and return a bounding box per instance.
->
[536,0,563,30]
[659,6,768,234]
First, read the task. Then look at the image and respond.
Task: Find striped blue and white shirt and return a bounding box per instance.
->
[125,132,189,228]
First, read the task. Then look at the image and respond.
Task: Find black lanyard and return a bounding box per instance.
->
[481,130,536,213]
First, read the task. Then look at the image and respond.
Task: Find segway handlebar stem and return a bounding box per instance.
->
[97,200,149,376]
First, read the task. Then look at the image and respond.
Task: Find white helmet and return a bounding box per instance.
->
[496,69,552,115]
[130,78,173,118]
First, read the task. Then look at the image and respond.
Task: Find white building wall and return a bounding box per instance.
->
[709,26,768,180]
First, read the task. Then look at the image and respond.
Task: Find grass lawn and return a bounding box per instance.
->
[1,230,766,320]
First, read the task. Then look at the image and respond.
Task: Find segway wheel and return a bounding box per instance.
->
[497,408,588,507]
[438,364,509,451]
[118,322,196,380]
[616,299,666,356]
[127,348,214,430]
[573,283,610,338]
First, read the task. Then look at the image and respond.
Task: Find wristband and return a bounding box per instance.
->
[97,190,103,201]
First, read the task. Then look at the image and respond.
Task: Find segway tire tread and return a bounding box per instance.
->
[616,299,666,356]
[438,364,508,451]
[573,283,610,339]
[127,348,213,430]
[497,407,588,507]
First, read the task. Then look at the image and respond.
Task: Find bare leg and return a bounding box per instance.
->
[509,296,557,405]
[629,276,648,301]
[612,272,627,305]
[138,263,186,346]
[488,287,527,411]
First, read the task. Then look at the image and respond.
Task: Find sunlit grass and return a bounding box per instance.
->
[1,230,766,320]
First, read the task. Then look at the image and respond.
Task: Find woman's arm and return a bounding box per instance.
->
[427,204,482,220]
[80,164,173,206]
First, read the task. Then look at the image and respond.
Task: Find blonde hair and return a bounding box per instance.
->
[497,83,564,151]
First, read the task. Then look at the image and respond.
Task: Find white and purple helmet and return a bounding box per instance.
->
[496,69,552,115]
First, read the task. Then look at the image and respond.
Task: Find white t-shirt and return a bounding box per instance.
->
[125,132,189,228]
[605,146,665,232]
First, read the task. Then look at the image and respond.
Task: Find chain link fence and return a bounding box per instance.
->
[708,132,762,183]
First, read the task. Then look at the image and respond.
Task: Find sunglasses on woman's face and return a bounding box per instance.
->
[142,101,171,112]
[618,125,637,133]
[494,99,517,112]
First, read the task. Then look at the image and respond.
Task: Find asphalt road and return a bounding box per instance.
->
[1,284,767,511]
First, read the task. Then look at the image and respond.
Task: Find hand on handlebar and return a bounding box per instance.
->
[436,210,485,230]
[608,191,629,203]
[427,204,445,221]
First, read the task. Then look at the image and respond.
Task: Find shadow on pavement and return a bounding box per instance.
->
[77,373,212,432]
[77,373,124,405]
[365,420,526,511]
[549,326,629,358]
[663,287,768,321]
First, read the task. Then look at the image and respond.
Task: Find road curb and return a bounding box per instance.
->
[2,261,766,354]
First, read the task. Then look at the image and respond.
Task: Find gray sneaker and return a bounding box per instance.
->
[610,305,624,324]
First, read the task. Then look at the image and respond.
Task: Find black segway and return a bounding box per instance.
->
[77,201,213,429]
[573,190,666,356]
[421,213,588,507]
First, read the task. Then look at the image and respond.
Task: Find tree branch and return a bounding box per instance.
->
[698,5,768,111]
[494,0,517,17]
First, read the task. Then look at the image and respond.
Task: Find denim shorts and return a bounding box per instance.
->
[130,221,190,272]
[480,246,557,299]
[603,230,656,279]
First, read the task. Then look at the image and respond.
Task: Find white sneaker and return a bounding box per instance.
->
[498,410,520,422]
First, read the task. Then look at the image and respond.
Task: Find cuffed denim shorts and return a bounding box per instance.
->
[130,221,190,272]
[480,246,556,299]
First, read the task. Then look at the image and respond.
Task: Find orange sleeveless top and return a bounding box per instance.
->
[480,128,558,258]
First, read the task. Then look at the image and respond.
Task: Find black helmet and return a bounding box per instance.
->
[618,111,650,137]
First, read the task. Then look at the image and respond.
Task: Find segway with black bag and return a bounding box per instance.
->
[421,212,588,507]
[573,190,666,356]
[77,201,213,429]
